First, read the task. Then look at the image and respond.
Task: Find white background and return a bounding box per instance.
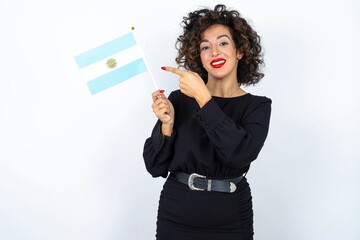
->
[0,0,359,239]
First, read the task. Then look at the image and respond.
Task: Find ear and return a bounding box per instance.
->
[237,51,244,60]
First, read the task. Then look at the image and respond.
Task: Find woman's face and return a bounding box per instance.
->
[199,24,242,81]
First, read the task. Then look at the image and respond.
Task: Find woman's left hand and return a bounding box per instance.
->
[162,66,212,107]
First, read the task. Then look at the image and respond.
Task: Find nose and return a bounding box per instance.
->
[210,45,220,57]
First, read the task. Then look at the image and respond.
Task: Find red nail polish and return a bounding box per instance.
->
[161,66,166,70]
[159,90,165,93]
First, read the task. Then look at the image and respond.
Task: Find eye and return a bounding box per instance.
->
[219,41,229,47]
[200,45,210,51]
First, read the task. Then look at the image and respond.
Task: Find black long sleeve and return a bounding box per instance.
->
[143,120,176,178]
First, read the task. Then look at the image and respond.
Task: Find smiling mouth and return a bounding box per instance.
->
[211,59,226,68]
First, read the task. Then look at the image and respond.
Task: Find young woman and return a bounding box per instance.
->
[143,4,271,240]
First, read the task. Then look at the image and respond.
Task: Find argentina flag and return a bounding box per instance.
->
[74,29,150,95]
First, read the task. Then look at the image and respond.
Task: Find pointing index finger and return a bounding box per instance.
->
[161,66,186,76]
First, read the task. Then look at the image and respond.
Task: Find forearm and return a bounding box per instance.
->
[143,121,176,177]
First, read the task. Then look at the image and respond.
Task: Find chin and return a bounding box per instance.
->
[209,72,227,79]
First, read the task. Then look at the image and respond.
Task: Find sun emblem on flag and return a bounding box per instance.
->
[106,58,117,69]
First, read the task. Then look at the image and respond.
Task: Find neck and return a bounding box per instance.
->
[206,79,242,97]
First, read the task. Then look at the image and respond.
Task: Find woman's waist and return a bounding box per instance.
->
[167,170,249,194]
[168,164,249,179]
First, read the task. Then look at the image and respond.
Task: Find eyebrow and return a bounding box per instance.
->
[200,34,231,43]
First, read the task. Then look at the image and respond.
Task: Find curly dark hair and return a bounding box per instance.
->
[175,4,264,85]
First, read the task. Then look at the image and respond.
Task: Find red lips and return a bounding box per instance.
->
[210,58,226,68]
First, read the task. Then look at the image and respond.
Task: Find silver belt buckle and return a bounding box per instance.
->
[229,182,236,193]
[188,173,206,191]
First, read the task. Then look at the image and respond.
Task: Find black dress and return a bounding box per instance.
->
[143,90,272,240]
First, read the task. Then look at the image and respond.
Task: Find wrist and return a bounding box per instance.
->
[196,92,212,108]
[161,123,173,137]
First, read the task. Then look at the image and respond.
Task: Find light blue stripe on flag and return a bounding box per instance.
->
[87,58,147,95]
[74,32,136,69]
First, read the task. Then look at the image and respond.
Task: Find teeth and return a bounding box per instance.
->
[212,60,225,65]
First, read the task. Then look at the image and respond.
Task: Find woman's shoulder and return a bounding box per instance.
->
[238,93,272,114]
[168,89,191,102]
[168,89,182,97]
[247,93,272,105]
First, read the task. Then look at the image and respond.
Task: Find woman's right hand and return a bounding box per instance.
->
[151,90,175,136]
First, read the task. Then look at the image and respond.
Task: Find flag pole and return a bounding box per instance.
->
[131,27,159,90]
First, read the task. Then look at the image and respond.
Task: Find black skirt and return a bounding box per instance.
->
[156,175,254,240]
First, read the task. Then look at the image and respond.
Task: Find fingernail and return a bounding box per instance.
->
[161,66,166,70]
[159,89,165,93]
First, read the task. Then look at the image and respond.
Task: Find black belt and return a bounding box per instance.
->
[171,172,244,193]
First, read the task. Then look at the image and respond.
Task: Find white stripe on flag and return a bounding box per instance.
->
[78,44,144,82]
